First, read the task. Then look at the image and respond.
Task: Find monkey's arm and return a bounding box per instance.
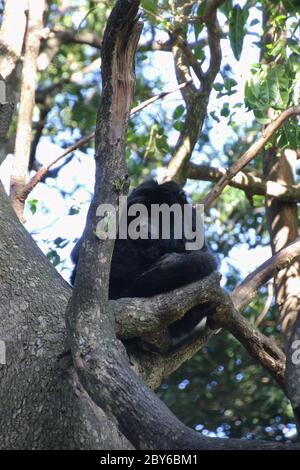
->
[124,250,218,297]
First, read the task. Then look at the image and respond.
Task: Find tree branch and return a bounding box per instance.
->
[9,0,46,222]
[163,0,224,184]
[232,238,300,312]
[187,162,300,202]
[213,289,285,389]
[0,0,27,80]
[203,106,300,208]
[0,0,27,164]
[51,27,102,49]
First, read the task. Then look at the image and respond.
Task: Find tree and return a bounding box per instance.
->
[0,0,300,449]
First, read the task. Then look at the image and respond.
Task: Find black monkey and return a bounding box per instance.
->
[71,180,218,349]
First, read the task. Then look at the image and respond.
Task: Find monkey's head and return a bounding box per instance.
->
[127,180,187,209]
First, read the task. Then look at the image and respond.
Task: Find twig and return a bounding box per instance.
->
[203,106,300,208]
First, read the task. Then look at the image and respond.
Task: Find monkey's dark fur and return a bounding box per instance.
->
[71,180,218,349]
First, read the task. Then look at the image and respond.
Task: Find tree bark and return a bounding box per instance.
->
[0,0,28,164]
[264,149,300,346]
[10,0,46,221]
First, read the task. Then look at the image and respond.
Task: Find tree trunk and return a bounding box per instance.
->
[0,183,131,449]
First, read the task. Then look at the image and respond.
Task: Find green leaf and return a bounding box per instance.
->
[173,121,184,131]
[278,121,300,150]
[266,39,286,58]
[287,38,300,55]
[266,65,290,109]
[141,0,157,13]
[194,45,205,61]
[69,206,80,215]
[253,109,271,125]
[173,105,185,119]
[197,0,207,17]
[282,0,300,13]
[245,64,292,112]
[47,249,61,267]
[228,5,249,61]
[213,82,223,92]
[224,78,238,90]
[28,199,38,215]
[210,111,220,123]
[219,0,233,19]
[194,21,204,40]
[220,103,230,117]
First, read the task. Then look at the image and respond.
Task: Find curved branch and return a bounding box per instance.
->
[213,289,285,389]
[203,106,300,208]
[112,272,220,340]
[187,162,300,202]
[233,237,300,312]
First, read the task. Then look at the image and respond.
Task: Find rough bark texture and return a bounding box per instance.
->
[0,0,27,164]
[264,149,300,345]
[0,183,131,449]
[10,0,46,221]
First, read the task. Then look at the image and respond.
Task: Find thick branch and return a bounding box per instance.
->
[214,289,285,389]
[0,0,27,80]
[203,106,300,208]
[9,0,45,222]
[112,272,220,340]
[202,0,224,86]
[0,0,27,164]
[187,162,300,202]
[233,237,300,312]
[112,270,286,389]
[51,27,102,49]
[163,0,223,184]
